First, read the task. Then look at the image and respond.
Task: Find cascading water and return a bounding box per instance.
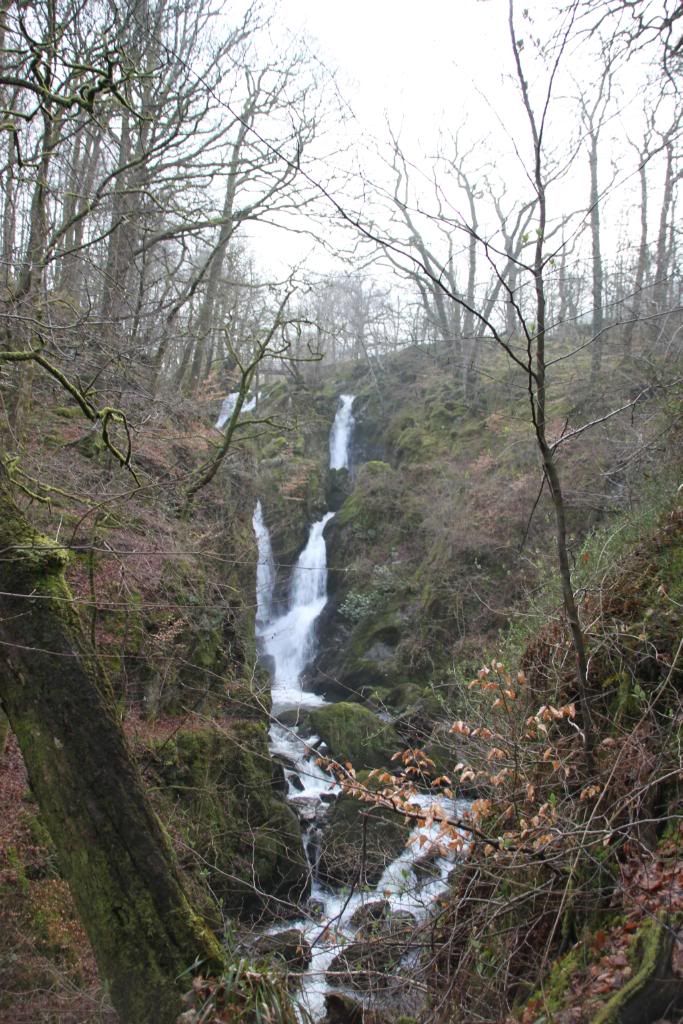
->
[253,393,466,1021]
[328,394,355,470]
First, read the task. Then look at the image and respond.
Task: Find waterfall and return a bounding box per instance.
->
[215,391,257,430]
[289,514,333,608]
[252,501,276,628]
[257,512,334,716]
[252,393,467,1021]
[328,394,355,470]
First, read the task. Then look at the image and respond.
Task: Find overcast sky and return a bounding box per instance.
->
[283,0,512,139]
[247,1,665,281]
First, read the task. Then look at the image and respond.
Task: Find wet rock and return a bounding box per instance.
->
[350,900,391,931]
[276,708,312,730]
[288,772,305,793]
[304,826,323,869]
[319,797,409,887]
[413,848,442,883]
[289,795,321,822]
[308,897,325,918]
[351,903,417,941]
[327,937,405,992]
[326,467,352,511]
[258,653,276,678]
[323,991,391,1024]
[271,760,288,795]
[252,929,312,971]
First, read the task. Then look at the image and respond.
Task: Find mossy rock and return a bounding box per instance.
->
[318,796,409,888]
[592,917,683,1024]
[147,725,308,920]
[326,467,351,511]
[336,461,399,534]
[251,928,312,971]
[308,702,399,769]
[327,933,407,991]
[323,992,412,1024]
[313,607,406,701]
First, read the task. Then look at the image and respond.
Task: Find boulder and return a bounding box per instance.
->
[323,992,392,1024]
[308,703,400,770]
[252,929,312,971]
[318,796,409,887]
[350,900,391,931]
[327,939,402,992]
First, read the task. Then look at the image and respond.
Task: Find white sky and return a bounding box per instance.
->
[247,1,670,286]
[282,0,510,134]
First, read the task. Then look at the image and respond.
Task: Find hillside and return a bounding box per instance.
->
[1,336,680,1022]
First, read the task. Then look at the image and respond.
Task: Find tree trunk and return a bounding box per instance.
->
[0,468,224,1024]
[653,135,675,316]
[623,148,649,358]
[589,134,604,379]
[509,0,594,766]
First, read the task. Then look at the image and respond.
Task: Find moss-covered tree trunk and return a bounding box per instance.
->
[0,469,224,1024]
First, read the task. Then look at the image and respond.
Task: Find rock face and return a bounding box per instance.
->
[146,724,309,920]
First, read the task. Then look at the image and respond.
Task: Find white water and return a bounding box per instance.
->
[252,501,276,628]
[297,795,469,1020]
[215,391,257,430]
[258,511,334,716]
[253,393,467,1020]
[328,394,355,470]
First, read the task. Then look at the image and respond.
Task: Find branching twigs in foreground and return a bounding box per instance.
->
[0,345,139,482]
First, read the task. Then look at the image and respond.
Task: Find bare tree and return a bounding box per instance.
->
[576,63,614,377]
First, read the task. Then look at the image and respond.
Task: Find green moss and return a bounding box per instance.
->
[148,725,308,919]
[526,946,584,1019]
[337,462,397,530]
[592,917,683,1024]
[308,702,400,769]
[262,435,289,459]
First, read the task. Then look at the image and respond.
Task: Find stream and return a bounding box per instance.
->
[252,394,467,1020]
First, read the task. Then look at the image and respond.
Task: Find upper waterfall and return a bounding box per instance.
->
[329,394,355,470]
[215,391,257,430]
